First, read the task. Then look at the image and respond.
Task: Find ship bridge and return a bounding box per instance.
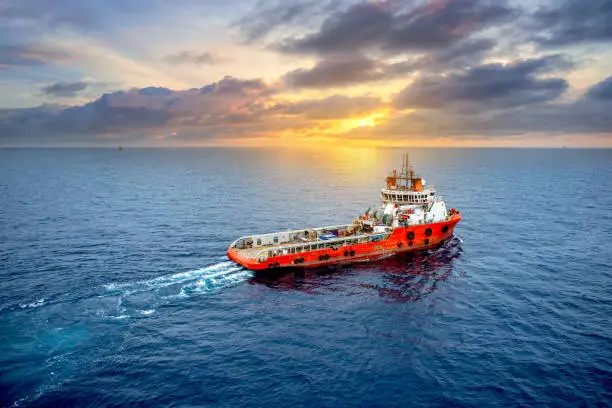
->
[382,153,436,205]
[381,187,435,205]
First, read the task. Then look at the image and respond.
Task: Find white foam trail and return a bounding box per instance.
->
[104,261,251,297]
[183,270,254,295]
[19,298,46,309]
[140,309,155,315]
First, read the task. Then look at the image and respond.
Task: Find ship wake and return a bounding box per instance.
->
[104,261,251,298]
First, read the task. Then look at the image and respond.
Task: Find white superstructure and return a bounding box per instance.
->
[376,153,448,227]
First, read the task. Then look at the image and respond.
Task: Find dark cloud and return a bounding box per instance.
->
[2,73,611,146]
[343,76,612,140]
[282,39,495,89]
[585,76,612,101]
[164,51,221,65]
[377,38,497,77]
[0,76,276,145]
[0,44,69,68]
[397,99,612,137]
[41,81,88,97]
[0,75,387,145]
[394,55,572,111]
[0,46,44,68]
[410,38,496,70]
[234,0,340,42]
[201,76,271,96]
[532,0,612,46]
[278,94,383,119]
[283,54,388,88]
[137,87,173,97]
[276,0,517,54]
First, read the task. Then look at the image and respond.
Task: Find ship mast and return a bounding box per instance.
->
[397,152,414,189]
[386,152,421,190]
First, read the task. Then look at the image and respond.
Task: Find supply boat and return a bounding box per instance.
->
[227,154,461,271]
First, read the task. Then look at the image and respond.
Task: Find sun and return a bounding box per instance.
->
[359,121,369,127]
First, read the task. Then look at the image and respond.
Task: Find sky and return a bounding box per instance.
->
[1,0,611,147]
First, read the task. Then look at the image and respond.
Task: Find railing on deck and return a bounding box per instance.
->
[230,223,356,250]
[255,232,393,262]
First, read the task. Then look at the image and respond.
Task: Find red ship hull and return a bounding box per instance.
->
[228,214,461,271]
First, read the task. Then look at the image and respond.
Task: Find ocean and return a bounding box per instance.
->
[1,147,611,407]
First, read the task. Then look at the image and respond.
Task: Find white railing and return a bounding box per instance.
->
[230,223,358,249]
[254,231,393,261]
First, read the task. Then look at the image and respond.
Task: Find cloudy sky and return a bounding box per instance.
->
[1,0,611,147]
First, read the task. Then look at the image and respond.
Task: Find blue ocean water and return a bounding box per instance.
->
[1,147,611,407]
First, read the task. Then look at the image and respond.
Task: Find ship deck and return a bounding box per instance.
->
[232,230,392,260]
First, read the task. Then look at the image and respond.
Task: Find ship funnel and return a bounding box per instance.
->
[413,178,423,192]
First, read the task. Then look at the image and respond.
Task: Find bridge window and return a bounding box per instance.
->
[273,236,278,244]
